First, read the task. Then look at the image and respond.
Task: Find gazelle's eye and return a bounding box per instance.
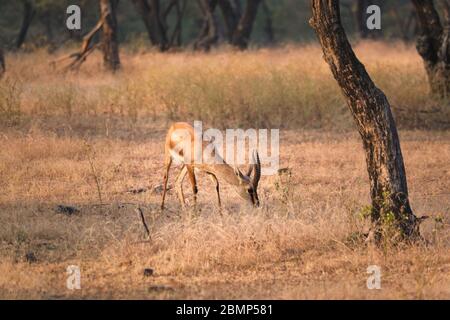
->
[247,189,252,194]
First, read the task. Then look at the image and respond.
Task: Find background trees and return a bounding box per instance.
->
[220,0,262,49]
[0,0,427,52]
[16,0,36,49]
[411,0,450,97]
[132,0,169,51]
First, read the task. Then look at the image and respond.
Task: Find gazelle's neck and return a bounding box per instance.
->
[204,163,243,187]
[195,137,248,188]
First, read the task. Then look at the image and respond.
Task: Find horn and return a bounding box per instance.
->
[252,150,261,189]
[245,161,254,177]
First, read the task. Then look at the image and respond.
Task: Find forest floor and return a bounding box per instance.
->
[0,43,449,299]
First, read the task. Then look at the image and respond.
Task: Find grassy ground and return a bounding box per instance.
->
[0,43,449,299]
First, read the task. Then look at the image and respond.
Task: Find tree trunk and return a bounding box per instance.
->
[43,10,54,43]
[171,0,187,47]
[194,0,219,51]
[132,0,157,45]
[218,0,239,41]
[411,0,450,97]
[132,0,168,51]
[16,0,35,49]
[231,0,261,49]
[100,0,120,72]
[150,0,168,49]
[261,0,275,44]
[216,0,260,49]
[310,0,421,241]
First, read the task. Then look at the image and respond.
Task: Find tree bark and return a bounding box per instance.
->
[261,0,275,44]
[171,0,187,47]
[216,0,260,49]
[231,0,261,49]
[218,0,239,41]
[411,0,450,97]
[132,0,169,51]
[194,0,219,51]
[310,0,421,240]
[100,0,121,72]
[16,0,36,49]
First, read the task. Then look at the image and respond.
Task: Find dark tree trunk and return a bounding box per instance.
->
[150,0,168,49]
[216,0,260,49]
[169,0,187,47]
[194,0,219,51]
[231,0,261,49]
[132,0,157,44]
[0,47,5,78]
[132,0,168,51]
[100,0,120,71]
[310,0,421,241]
[412,0,450,97]
[261,0,274,44]
[42,10,54,42]
[218,0,239,41]
[389,6,416,41]
[232,0,243,17]
[16,0,36,49]
[41,9,57,52]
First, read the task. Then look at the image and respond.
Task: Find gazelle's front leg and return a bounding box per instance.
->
[161,157,172,210]
[186,166,198,207]
[175,165,188,208]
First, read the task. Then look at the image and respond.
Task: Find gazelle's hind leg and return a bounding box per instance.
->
[160,157,172,210]
[207,173,221,209]
[186,166,198,207]
[175,165,188,208]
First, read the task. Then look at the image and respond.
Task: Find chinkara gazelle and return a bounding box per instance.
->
[161,122,261,209]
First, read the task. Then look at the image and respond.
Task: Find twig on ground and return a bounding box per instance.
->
[136,206,150,239]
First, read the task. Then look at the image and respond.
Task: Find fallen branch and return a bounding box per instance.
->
[51,18,104,71]
[136,206,151,238]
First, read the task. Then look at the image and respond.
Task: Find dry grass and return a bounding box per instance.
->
[0,42,449,299]
[1,41,449,130]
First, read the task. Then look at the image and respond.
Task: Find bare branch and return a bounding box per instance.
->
[51,18,104,71]
[136,207,151,238]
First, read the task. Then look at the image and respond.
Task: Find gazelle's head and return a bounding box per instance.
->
[233,150,261,207]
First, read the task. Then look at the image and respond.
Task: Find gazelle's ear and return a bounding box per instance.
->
[234,166,246,183]
[245,164,253,178]
[246,150,258,177]
[251,150,261,189]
